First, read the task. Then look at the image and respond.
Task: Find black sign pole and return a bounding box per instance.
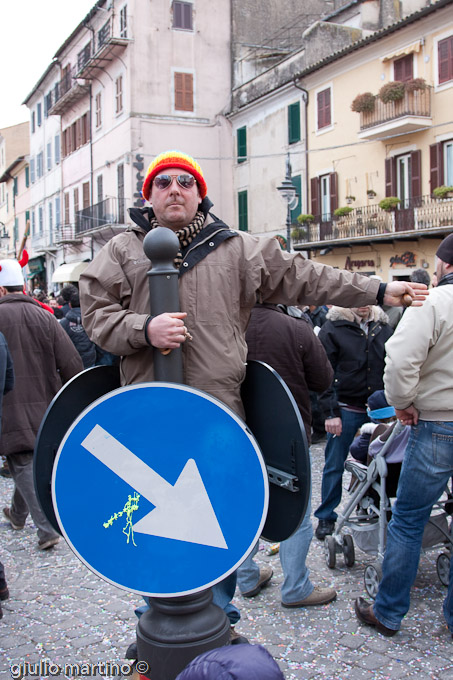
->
[137,227,230,680]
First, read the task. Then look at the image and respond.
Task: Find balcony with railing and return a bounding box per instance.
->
[292,194,453,249]
[75,197,126,236]
[76,17,130,80]
[358,87,432,140]
[48,65,90,116]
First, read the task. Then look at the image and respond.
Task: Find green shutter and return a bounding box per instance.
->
[237,126,247,163]
[25,166,30,187]
[290,175,302,224]
[238,190,248,231]
[14,218,19,242]
[288,102,301,145]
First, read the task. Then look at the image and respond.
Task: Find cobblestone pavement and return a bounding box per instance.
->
[1,441,451,680]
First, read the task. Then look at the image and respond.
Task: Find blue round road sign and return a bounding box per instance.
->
[52,383,268,597]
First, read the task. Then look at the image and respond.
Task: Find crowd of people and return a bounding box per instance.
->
[0,150,451,669]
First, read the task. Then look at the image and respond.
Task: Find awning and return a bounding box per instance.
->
[52,261,90,283]
[381,41,421,62]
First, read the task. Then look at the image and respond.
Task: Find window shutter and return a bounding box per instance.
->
[64,192,70,225]
[183,3,193,29]
[310,177,320,218]
[394,55,413,82]
[429,143,444,193]
[83,182,90,209]
[411,150,422,203]
[317,89,331,129]
[25,166,30,188]
[385,158,396,196]
[290,175,302,224]
[438,36,453,84]
[288,102,301,144]
[237,127,247,163]
[174,72,193,111]
[238,190,248,231]
[330,172,338,212]
[74,188,79,216]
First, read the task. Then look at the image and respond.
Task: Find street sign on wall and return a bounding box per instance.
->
[52,383,268,597]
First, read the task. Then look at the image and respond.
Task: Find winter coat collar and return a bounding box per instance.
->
[326,305,389,325]
[127,196,238,277]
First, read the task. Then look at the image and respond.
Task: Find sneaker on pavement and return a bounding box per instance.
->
[282,586,337,608]
[230,627,250,645]
[241,565,273,598]
[315,519,335,541]
[38,537,60,550]
[2,507,25,531]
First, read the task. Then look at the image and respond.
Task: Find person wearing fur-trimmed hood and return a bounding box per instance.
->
[313,305,393,540]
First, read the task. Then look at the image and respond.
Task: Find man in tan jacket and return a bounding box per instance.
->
[80,150,426,637]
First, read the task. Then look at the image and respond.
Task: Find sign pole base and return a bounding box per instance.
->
[136,588,230,680]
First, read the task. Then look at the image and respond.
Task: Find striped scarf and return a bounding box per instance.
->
[150,211,205,268]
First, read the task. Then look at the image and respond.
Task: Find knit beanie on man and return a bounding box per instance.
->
[436,232,453,265]
[141,150,207,202]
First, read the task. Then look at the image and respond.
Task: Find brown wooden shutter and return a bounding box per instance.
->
[76,119,82,149]
[411,150,421,205]
[330,172,338,212]
[73,188,79,216]
[385,158,396,196]
[429,143,444,194]
[394,55,413,82]
[83,182,90,209]
[317,89,331,129]
[174,72,193,111]
[438,37,453,84]
[310,177,320,217]
[64,192,70,224]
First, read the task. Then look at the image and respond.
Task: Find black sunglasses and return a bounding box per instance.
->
[153,174,196,190]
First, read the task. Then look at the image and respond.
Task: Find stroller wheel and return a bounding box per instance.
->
[342,534,355,567]
[325,535,337,569]
[437,553,450,587]
[364,563,383,599]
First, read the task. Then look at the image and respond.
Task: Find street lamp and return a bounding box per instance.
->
[277,154,298,252]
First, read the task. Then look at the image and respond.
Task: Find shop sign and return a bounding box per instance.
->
[390,251,416,267]
[345,256,375,270]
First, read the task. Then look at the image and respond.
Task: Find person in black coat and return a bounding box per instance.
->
[60,289,97,369]
[314,305,393,540]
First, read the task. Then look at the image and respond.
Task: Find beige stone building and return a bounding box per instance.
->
[0,123,29,259]
[299,0,453,281]
[229,0,453,282]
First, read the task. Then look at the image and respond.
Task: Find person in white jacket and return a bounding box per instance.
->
[354,232,453,639]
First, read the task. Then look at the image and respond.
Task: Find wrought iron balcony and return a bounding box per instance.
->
[358,88,432,140]
[292,194,453,248]
[48,65,90,116]
[75,197,126,235]
[75,17,130,80]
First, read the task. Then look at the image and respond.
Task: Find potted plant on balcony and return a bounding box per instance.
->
[405,78,427,93]
[351,92,376,113]
[367,189,377,200]
[379,196,401,212]
[334,206,354,218]
[378,81,405,104]
[433,185,453,199]
[292,214,313,240]
[345,195,356,204]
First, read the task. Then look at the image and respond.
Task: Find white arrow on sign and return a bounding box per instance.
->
[81,424,228,550]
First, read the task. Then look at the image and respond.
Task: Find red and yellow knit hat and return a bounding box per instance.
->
[141,150,207,201]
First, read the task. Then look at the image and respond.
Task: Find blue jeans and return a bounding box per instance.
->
[374,420,453,633]
[135,574,240,626]
[315,408,368,522]
[238,455,314,604]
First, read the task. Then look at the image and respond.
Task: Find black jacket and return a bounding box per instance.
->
[318,306,393,417]
[60,307,97,369]
[245,303,333,443]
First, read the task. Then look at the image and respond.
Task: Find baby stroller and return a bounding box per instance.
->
[324,420,453,598]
